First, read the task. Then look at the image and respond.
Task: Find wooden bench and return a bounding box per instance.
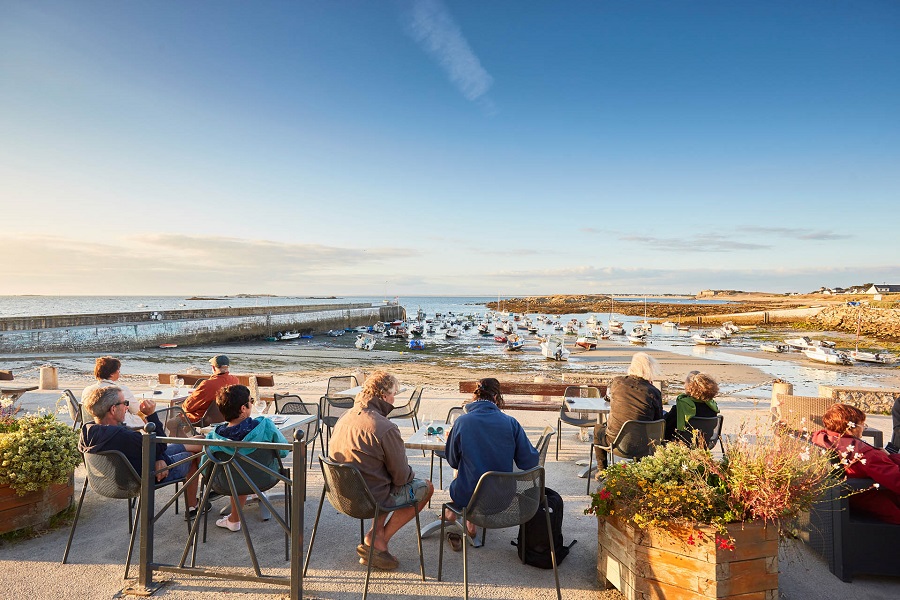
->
[158,373,277,403]
[458,380,608,411]
[0,370,13,381]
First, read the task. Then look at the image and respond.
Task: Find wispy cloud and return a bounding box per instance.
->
[405,0,494,103]
[618,234,769,252]
[741,226,852,241]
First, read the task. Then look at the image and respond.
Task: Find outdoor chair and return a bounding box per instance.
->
[588,418,665,494]
[430,406,465,489]
[192,400,226,428]
[274,394,322,468]
[199,448,291,562]
[388,386,424,433]
[155,405,197,439]
[777,394,883,448]
[438,466,561,600]
[62,450,187,578]
[320,375,358,455]
[672,415,724,451]
[556,386,602,460]
[61,389,82,430]
[534,426,557,467]
[304,457,425,600]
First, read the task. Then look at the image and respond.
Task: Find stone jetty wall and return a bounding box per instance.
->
[819,385,900,415]
[808,305,900,342]
[0,303,406,353]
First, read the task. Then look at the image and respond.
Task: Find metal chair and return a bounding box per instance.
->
[534,426,556,467]
[556,386,601,460]
[61,389,82,430]
[274,394,322,468]
[388,386,424,433]
[320,375,358,455]
[192,400,226,428]
[62,450,186,578]
[438,466,561,600]
[673,415,724,451]
[588,418,665,494]
[200,448,292,562]
[430,406,465,489]
[304,457,425,600]
[155,405,197,438]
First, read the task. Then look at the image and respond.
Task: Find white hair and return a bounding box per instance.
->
[627,352,662,382]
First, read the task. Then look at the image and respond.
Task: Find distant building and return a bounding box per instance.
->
[865,284,900,295]
[698,289,718,297]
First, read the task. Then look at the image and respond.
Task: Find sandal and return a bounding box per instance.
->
[447,532,463,552]
[356,543,400,570]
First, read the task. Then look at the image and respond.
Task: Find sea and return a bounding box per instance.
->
[0,295,891,398]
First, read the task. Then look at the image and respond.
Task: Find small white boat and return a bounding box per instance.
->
[355,333,376,350]
[575,334,598,350]
[676,325,691,332]
[586,315,598,326]
[373,321,386,333]
[540,335,570,361]
[445,327,460,339]
[722,321,741,334]
[760,343,788,353]
[477,322,491,335]
[326,329,344,337]
[627,333,648,345]
[506,334,525,351]
[785,336,835,350]
[277,331,301,340]
[609,323,625,335]
[408,323,424,336]
[692,333,720,346]
[804,346,852,365]
[661,321,677,328]
[849,350,896,364]
[503,321,516,335]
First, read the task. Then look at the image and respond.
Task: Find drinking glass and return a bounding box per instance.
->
[146,379,157,391]
[254,398,268,415]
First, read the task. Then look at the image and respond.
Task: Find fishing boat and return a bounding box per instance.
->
[575,334,598,350]
[586,315,598,327]
[494,334,508,343]
[627,330,648,345]
[540,335,570,361]
[564,323,578,335]
[159,343,178,349]
[760,343,788,353]
[355,333,376,350]
[804,346,852,365]
[445,327,460,339]
[326,329,344,337]
[373,321,386,333]
[408,323,424,336]
[503,321,517,335]
[408,339,426,350]
[661,321,677,328]
[276,331,301,340]
[477,322,492,335]
[608,323,625,335]
[506,334,525,351]
[676,324,691,332]
[722,321,741,334]
[692,333,720,346]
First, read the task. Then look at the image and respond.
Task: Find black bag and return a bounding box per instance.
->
[511,487,576,569]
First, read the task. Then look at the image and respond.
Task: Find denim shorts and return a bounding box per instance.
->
[161,443,193,482]
[388,478,429,507]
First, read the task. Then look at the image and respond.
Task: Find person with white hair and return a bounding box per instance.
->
[593,352,664,471]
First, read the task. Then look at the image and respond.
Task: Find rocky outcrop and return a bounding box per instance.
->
[809,305,900,342]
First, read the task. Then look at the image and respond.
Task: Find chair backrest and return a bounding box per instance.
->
[154,406,197,438]
[678,415,724,448]
[534,426,556,467]
[62,389,82,426]
[278,400,321,442]
[206,448,281,497]
[466,466,545,530]
[274,393,302,414]
[777,394,832,431]
[609,419,665,460]
[318,457,378,519]
[83,450,142,499]
[563,385,602,399]
[325,375,359,399]
[389,386,423,419]
[445,406,465,425]
[196,401,226,427]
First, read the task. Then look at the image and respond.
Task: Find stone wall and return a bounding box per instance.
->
[809,305,900,342]
[819,385,900,415]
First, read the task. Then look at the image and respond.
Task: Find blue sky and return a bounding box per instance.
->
[1,1,898,296]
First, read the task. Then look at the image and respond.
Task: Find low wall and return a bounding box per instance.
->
[810,305,900,341]
[819,385,900,415]
[0,304,405,353]
[692,306,825,326]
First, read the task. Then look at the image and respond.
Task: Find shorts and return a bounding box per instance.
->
[388,478,429,507]
[161,443,193,482]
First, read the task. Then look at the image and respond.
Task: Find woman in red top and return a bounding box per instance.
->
[811,403,900,524]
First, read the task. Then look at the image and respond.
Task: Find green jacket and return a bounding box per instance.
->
[674,393,719,430]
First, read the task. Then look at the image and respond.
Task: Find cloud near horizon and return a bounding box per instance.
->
[618,234,769,252]
[405,0,494,103]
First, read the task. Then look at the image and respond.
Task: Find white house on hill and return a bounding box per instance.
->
[865,284,900,294]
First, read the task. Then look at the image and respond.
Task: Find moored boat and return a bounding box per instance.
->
[540,335,570,361]
[849,350,896,364]
[760,343,788,353]
[692,333,720,346]
[506,334,525,351]
[804,346,852,365]
[575,334,598,350]
[355,333,376,350]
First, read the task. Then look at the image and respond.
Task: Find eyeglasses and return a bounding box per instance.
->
[426,425,444,436]
[108,400,129,413]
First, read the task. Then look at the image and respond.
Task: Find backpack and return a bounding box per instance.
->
[511,487,576,569]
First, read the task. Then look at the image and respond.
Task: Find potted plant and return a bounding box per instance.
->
[0,397,81,535]
[586,426,838,600]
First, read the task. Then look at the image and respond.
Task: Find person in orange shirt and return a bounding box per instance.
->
[182,355,240,423]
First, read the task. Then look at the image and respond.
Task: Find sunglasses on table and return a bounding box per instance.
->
[426,425,444,436]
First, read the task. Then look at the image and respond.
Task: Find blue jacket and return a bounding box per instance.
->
[445,401,539,507]
[203,417,289,467]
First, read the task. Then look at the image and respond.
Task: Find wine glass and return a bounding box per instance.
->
[146,379,157,391]
[254,398,268,415]
[174,377,184,390]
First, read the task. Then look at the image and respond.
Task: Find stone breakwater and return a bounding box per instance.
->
[488,296,801,319]
[809,305,900,343]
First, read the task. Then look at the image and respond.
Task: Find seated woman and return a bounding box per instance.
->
[443,377,539,550]
[664,372,720,442]
[812,403,900,524]
[81,356,145,428]
[202,385,288,532]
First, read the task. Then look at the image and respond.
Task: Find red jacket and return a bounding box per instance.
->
[812,429,900,524]
[183,372,240,422]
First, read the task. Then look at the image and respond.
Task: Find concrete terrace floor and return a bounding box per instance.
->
[3,389,900,599]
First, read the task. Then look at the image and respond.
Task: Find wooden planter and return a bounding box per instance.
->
[0,474,74,535]
[597,516,778,600]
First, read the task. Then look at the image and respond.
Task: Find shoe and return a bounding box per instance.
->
[184,500,212,521]
[215,516,241,532]
[355,543,399,570]
[447,532,463,552]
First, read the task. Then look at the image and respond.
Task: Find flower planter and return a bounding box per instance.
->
[597,515,779,600]
[0,474,74,535]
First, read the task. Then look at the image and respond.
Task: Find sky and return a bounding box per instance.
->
[1,1,898,297]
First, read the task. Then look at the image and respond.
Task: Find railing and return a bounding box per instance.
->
[133,425,306,599]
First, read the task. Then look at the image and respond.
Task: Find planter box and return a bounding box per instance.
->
[0,475,74,535]
[597,516,778,600]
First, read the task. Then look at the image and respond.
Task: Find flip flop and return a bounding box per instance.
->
[447,532,463,552]
[356,543,400,570]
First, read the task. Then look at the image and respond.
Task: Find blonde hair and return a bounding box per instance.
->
[358,371,398,402]
[685,373,718,401]
[627,352,662,381]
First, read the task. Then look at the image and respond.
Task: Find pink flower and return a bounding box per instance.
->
[598,489,612,500]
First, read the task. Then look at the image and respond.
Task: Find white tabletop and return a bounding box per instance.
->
[564,397,610,414]
[405,421,451,451]
[135,386,190,404]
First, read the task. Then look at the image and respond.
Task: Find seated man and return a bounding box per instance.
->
[329,371,434,571]
[79,386,206,519]
[182,355,240,423]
